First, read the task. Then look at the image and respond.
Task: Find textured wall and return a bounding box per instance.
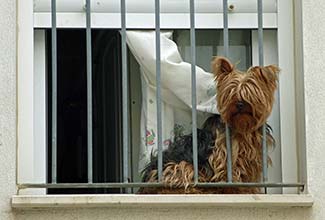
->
[303,0,325,219]
[0,0,16,219]
[1,0,325,219]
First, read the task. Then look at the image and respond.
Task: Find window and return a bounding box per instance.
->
[17,0,305,195]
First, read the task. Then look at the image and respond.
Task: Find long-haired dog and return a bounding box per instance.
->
[139,56,280,194]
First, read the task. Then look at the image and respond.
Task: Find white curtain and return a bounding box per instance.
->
[126,31,218,172]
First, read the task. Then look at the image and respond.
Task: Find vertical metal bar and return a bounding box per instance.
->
[258,0,268,193]
[223,0,229,58]
[86,0,93,183]
[223,0,232,183]
[225,126,232,182]
[190,0,198,184]
[258,0,264,67]
[262,124,267,178]
[121,0,129,185]
[155,0,163,181]
[51,0,57,184]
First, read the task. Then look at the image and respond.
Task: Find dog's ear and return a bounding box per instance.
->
[211,56,234,80]
[262,65,280,83]
[251,65,280,84]
[264,65,280,80]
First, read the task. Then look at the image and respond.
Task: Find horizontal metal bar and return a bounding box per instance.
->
[18,182,305,189]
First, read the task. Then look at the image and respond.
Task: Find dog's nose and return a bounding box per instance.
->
[236,101,245,111]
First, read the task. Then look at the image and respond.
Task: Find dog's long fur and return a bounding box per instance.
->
[139,56,279,194]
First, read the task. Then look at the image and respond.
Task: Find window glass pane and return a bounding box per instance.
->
[174,30,252,71]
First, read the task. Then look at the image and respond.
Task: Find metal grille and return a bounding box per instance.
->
[18,0,304,193]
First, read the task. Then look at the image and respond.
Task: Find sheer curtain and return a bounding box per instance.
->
[126,31,216,171]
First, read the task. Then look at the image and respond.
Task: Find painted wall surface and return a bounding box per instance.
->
[302,0,325,219]
[0,0,17,219]
[0,0,324,219]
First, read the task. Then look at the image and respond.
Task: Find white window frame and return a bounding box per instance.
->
[17,0,305,195]
[33,0,278,28]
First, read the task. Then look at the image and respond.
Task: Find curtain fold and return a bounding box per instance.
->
[126,31,217,172]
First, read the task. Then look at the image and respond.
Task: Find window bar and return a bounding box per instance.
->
[155,0,163,181]
[121,0,129,186]
[18,182,304,190]
[86,0,93,184]
[51,0,57,184]
[257,0,268,193]
[190,0,198,184]
[223,0,232,183]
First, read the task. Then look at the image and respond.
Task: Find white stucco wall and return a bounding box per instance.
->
[0,0,17,219]
[302,0,325,219]
[1,0,325,219]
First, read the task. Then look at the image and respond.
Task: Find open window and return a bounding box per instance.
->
[18,0,304,195]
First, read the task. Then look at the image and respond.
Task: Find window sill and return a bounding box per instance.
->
[12,194,313,209]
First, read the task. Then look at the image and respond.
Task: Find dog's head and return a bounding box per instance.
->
[211,56,279,133]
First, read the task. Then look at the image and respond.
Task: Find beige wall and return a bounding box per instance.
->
[1,0,325,219]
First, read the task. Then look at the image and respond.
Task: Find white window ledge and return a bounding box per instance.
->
[12,194,313,209]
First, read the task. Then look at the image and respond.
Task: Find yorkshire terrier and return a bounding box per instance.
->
[139,56,280,194]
